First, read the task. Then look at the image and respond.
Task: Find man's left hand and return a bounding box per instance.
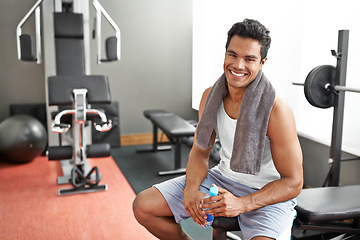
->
[201,185,245,217]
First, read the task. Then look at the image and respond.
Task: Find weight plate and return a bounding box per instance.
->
[304,65,336,108]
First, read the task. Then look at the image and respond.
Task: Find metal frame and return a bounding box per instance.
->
[17,0,121,65]
[91,0,121,63]
[327,30,349,186]
[16,0,44,64]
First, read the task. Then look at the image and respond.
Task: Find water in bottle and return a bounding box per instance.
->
[202,186,218,228]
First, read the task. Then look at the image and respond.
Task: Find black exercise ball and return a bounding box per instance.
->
[0,115,47,163]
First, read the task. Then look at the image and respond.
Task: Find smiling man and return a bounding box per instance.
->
[133,19,303,240]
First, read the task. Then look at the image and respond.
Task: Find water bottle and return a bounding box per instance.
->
[202,186,218,228]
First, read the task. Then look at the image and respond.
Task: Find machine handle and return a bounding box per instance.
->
[51,123,71,133]
[51,109,75,133]
[94,119,112,132]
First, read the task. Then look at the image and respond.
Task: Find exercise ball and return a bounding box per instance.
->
[0,115,47,163]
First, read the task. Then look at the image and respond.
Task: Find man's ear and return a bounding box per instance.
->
[260,57,267,66]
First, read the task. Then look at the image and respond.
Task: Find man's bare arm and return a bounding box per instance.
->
[184,87,216,226]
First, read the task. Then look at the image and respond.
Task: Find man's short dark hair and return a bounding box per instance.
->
[225,19,271,61]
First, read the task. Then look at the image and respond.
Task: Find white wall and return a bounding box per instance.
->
[192,0,360,156]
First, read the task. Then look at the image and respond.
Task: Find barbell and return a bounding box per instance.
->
[293,65,360,109]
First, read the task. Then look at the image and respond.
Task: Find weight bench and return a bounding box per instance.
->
[136,110,173,153]
[138,110,196,175]
[294,185,360,239]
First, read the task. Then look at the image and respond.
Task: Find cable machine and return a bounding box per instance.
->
[16,0,121,195]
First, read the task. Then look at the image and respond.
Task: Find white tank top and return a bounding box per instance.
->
[212,102,280,189]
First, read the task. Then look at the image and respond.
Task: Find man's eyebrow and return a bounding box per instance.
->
[227,50,259,59]
[226,50,237,55]
[245,55,258,59]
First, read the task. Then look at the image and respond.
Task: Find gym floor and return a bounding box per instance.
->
[111,142,243,239]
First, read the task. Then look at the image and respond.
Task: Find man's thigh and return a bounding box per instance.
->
[154,175,193,223]
[239,199,297,240]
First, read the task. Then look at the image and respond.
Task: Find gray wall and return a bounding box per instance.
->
[0,1,46,118]
[299,136,360,187]
[0,0,197,135]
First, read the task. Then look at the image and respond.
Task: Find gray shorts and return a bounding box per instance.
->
[154,169,297,240]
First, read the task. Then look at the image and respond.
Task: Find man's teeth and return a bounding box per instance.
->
[231,70,245,77]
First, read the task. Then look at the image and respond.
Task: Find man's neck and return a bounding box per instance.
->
[227,84,245,103]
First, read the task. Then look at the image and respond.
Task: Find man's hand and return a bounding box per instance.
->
[201,185,245,218]
[184,188,209,227]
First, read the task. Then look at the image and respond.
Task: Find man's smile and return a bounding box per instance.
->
[230,70,247,77]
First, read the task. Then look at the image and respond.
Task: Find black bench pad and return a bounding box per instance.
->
[296,185,360,223]
[150,114,195,139]
[143,109,169,120]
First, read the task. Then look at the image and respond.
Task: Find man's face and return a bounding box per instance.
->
[223,35,266,89]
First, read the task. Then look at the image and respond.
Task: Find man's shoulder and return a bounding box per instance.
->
[200,87,212,103]
[268,94,296,136]
[272,94,290,113]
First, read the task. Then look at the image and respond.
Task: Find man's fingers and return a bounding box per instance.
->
[192,208,208,226]
[186,202,208,226]
[215,185,228,194]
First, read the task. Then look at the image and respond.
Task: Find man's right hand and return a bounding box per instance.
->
[184,188,208,227]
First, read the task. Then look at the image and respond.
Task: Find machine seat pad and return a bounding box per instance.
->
[48,143,110,161]
[296,185,360,223]
[150,114,195,139]
[48,75,111,105]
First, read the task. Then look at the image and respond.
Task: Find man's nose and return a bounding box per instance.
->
[233,58,245,70]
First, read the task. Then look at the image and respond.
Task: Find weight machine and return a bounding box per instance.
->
[17,0,121,195]
[293,30,360,239]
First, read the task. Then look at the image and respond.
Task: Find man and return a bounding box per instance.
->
[133,19,303,240]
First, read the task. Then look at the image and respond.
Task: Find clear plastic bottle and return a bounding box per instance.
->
[202,186,219,228]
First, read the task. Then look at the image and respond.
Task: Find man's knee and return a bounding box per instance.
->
[133,187,171,223]
[133,189,151,222]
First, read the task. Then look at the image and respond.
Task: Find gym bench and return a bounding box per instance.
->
[137,110,196,176]
[294,185,360,239]
[136,110,173,153]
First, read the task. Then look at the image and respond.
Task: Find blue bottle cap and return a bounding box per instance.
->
[209,186,218,196]
[206,213,214,221]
